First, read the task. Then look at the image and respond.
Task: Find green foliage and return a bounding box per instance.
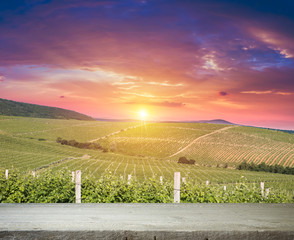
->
[181,177,293,203]
[178,156,195,165]
[237,162,294,175]
[56,137,108,152]
[0,169,75,203]
[0,170,293,203]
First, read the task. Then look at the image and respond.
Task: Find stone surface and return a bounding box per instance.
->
[0,203,293,239]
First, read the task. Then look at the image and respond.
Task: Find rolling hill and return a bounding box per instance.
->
[0,98,94,120]
[0,116,293,193]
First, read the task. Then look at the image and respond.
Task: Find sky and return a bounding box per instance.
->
[0,0,294,129]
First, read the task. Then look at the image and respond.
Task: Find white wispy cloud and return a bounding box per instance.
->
[241,90,293,95]
[241,90,272,94]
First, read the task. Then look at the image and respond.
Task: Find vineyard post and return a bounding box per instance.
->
[72,171,75,183]
[5,169,8,179]
[128,174,132,184]
[75,170,81,203]
[206,180,209,186]
[260,182,264,197]
[174,172,180,203]
[224,185,226,191]
[160,176,163,184]
[32,171,35,178]
[182,177,186,183]
[265,188,270,198]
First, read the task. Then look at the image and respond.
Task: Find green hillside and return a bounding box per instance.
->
[0,116,293,193]
[0,98,94,120]
[98,123,294,167]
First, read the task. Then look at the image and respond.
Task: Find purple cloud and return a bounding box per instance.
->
[219,91,228,96]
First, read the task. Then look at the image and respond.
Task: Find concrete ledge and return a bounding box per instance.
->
[1,203,293,239]
[1,231,294,240]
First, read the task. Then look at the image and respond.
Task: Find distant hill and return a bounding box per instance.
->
[193,119,235,125]
[95,118,236,125]
[0,98,94,120]
[159,119,235,125]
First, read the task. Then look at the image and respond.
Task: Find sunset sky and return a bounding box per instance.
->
[0,0,293,129]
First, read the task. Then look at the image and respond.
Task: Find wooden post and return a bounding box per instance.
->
[265,188,270,198]
[128,174,131,184]
[206,180,209,186]
[160,176,163,184]
[174,172,180,203]
[5,169,8,179]
[75,170,81,203]
[72,171,75,183]
[260,182,264,197]
[32,171,36,178]
[224,185,226,191]
[182,177,186,183]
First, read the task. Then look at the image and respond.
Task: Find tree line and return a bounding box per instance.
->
[237,162,294,175]
[56,137,107,152]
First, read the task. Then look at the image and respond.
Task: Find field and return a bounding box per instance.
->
[0,115,294,194]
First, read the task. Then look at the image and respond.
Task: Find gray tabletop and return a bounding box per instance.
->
[0,203,293,232]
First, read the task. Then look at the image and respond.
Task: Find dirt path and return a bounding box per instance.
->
[167,125,237,158]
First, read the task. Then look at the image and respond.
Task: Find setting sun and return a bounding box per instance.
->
[138,109,147,120]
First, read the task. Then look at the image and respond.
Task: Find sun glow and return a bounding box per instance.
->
[138,109,147,120]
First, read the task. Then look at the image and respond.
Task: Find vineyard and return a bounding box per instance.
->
[0,116,294,194]
[1,169,293,203]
